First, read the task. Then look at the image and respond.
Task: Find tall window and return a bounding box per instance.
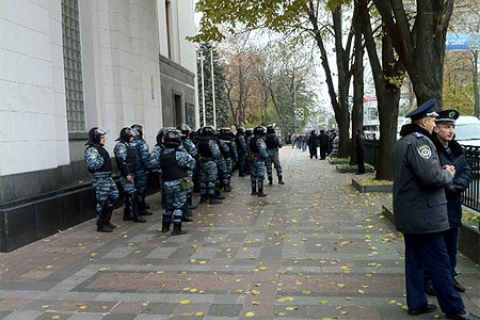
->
[61,0,85,131]
[165,0,172,59]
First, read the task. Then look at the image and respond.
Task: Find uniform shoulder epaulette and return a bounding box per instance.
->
[412,132,424,139]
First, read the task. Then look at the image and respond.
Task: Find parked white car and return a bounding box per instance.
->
[455,116,480,147]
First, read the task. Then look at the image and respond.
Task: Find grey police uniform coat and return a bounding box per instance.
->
[393,125,453,234]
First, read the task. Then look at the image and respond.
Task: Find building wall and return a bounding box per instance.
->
[0,0,197,251]
[0,0,70,176]
[79,0,163,151]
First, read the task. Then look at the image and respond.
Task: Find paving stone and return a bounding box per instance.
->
[3,310,43,320]
[207,304,242,317]
[33,312,73,320]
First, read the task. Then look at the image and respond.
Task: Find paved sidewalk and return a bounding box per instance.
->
[0,148,479,320]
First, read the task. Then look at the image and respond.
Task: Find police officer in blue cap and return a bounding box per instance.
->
[393,99,479,320]
[423,109,473,296]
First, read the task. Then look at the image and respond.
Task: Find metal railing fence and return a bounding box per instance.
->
[362,140,480,214]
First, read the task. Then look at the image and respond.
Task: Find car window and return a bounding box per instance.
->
[455,124,480,140]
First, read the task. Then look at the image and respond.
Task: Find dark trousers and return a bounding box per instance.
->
[309,146,317,159]
[425,227,459,286]
[320,146,326,159]
[404,232,464,313]
[356,148,365,173]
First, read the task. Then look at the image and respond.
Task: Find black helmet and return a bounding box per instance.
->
[163,129,182,147]
[196,127,204,137]
[88,127,107,144]
[253,126,266,136]
[266,125,275,134]
[237,127,245,134]
[176,124,191,135]
[131,124,143,138]
[219,127,230,137]
[156,128,166,146]
[203,126,215,137]
[117,127,133,142]
[245,128,253,137]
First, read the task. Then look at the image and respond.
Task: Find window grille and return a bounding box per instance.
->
[62,0,85,131]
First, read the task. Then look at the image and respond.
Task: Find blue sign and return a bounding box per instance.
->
[446,34,480,51]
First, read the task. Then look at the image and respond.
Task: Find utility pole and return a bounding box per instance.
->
[211,48,217,127]
[293,66,297,133]
[200,52,206,126]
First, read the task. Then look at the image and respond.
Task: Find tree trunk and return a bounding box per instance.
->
[358,0,404,180]
[305,2,353,158]
[376,91,400,180]
[333,9,353,158]
[337,110,350,158]
[350,5,364,165]
[372,0,455,109]
[473,50,479,117]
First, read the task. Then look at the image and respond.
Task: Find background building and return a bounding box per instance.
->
[0,0,198,251]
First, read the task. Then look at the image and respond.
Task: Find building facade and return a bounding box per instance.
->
[0,0,198,251]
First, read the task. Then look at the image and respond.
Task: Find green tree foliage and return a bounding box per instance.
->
[197,44,230,127]
[444,85,475,115]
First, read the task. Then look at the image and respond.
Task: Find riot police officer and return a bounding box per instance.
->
[114,127,146,223]
[177,124,198,222]
[235,127,248,177]
[244,128,254,175]
[152,129,195,235]
[131,124,153,215]
[393,99,479,320]
[250,126,269,197]
[196,126,222,204]
[85,127,119,232]
[220,128,238,192]
[265,125,284,185]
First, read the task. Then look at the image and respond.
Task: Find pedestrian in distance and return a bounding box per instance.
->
[355,129,366,174]
[84,127,119,232]
[423,109,473,296]
[318,130,330,160]
[393,98,479,320]
[307,130,318,159]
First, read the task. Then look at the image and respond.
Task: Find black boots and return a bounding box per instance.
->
[132,195,146,223]
[278,176,285,185]
[209,196,223,204]
[97,202,113,233]
[172,223,187,236]
[123,195,133,221]
[224,184,233,192]
[183,209,194,222]
[268,177,273,185]
[251,181,267,197]
[105,207,116,229]
[161,221,170,233]
[257,181,267,197]
[140,194,153,215]
[251,180,257,195]
[200,195,208,204]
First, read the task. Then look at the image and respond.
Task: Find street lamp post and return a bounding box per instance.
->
[211,49,217,127]
[199,52,206,126]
